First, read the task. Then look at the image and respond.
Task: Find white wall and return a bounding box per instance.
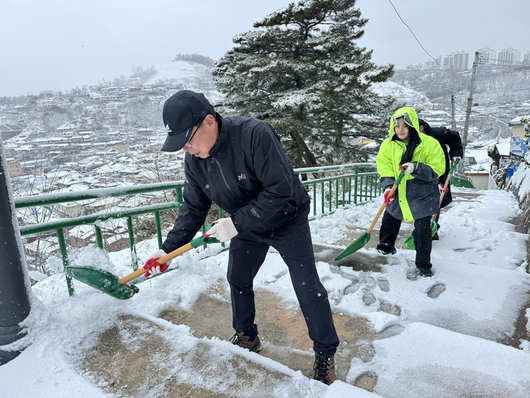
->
[468,174,490,189]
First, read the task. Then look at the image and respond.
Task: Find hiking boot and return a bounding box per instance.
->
[313,352,336,385]
[417,267,433,277]
[229,332,262,353]
[376,243,396,255]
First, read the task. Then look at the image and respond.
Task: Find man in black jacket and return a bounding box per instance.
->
[418,119,464,239]
[144,90,339,385]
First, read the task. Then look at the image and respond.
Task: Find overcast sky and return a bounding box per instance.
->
[1,0,529,97]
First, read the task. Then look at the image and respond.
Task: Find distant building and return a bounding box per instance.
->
[68,225,95,248]
[444,51,469,71]
[105,236,131,252]
[498,48,520,66]
[405,63,424,71]
[7,162,23,177]
[0,124,23,141]
[424,56,443,70]
[137,128,153,137]
[477,47,496,65]
[523,51,530,64]
[422,52,469,71]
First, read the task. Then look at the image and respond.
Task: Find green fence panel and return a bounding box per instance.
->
[15,163,381,296]
[451,173,476,188]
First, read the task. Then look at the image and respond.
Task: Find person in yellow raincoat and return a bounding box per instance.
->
[376,107,446,277]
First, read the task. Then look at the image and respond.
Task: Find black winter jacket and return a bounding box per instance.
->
[422,124,464,208]
[162,115,310,253]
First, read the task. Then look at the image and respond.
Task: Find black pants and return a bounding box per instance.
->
[378,210,433,269]
[227,214,339,356]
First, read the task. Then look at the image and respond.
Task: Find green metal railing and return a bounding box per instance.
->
[16,181,186,295]
[295,163,381,216]
[15,163,381,296]
[451,172,476,188]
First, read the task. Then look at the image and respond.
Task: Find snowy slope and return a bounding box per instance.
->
[143,60,213,87]
[371,81,432,110]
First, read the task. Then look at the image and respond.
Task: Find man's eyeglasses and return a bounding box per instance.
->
[393,113,414,128]
[184,119,203,148]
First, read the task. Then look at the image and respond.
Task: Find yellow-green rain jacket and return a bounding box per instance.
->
[376,107,446,222]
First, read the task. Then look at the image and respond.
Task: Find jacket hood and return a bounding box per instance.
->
[389,107,421,139]
[418,118,433,135]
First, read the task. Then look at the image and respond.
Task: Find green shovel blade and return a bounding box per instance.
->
[404,234,415,250]
[66,265,139,300]
[404,219,438,250]
[64,233,220,300]
[334,169,407,261]
[334,232,371,261]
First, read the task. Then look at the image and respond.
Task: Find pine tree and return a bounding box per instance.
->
[212,0,395,167]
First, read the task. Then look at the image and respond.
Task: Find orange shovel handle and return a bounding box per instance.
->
[118,242,193,284]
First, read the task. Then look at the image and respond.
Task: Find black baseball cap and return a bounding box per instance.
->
[161,90,211,152]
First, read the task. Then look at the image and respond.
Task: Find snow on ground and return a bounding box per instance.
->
[1,188,530,397]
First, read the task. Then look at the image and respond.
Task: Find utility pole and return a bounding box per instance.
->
[450,95,456,129]
[462,51,480,172]
[0,137,31,365]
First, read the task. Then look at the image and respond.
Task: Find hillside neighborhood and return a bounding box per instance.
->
[1,58,530,274]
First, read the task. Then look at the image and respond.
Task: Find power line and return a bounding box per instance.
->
[478,56,528,68]
[386,0,446,71]
[386,2,526,72]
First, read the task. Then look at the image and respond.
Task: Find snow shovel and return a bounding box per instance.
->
[404,159,460,250]
[334,169,406,261]
[65,234,220,300]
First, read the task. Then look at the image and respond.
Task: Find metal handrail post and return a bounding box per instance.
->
[0,139,31,365]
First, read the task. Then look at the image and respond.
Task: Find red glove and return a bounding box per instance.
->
[451,157,461,163]
[143,249,171,277]
[438,183,449,194]
[383,188,395,207]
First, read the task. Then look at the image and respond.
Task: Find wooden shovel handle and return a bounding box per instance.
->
[367,183,398,234]
[434,159,460,218]
[119,242,193,284]
[157,242,194,264]
[368,169,406,234]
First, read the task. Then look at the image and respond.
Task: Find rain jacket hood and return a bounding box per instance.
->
[388,107,421,141]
